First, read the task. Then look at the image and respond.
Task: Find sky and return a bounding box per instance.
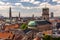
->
[0,0,60,17]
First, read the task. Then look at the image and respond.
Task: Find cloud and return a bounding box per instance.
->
[5,2,12,6]
[52,0,60,3]
[37,2,52,8]
[0,1,13,10]
[0,1,5,5]
[31,1,40,4]
[14,2,56,9]
[46,0,50,2]
[1,0,8,1]
[30,0,35,3]
[0,0,60,17]
[57,1,60,3]
[52,0,57,2]
[15,3,22,6]
[0,1,12,6]
[20,0,40,4]
[38,2,60,10]
[0,6,14,10]
[30,0,40,4]
[20,0,30,2]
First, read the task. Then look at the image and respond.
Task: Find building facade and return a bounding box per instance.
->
[42,8,49,20]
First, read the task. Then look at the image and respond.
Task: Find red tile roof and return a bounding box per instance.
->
[0,31,14,39]
[43,30,53,35]
[4,24,19,30]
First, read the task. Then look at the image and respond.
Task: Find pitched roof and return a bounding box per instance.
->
[4,24,19,30]
[0,31,14,39]
[28,20,51,26]
[43,30,52,35]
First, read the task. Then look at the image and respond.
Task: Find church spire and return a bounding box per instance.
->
[9,7,12,19]
[18,12,21,20]
[19,12,20,18]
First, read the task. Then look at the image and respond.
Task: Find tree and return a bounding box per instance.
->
[43,35,52,40]
[20,23,27,30]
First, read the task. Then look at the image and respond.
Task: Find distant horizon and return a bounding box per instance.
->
[0,0,60,17]
[1,15,60,18]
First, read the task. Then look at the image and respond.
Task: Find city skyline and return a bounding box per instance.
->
[0,0,60,17]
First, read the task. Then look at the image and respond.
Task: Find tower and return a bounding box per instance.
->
[51,12,54,18]
[9,7,12,19]
[31,14,34,20]
[42,4,49,20]
[18,12,21,20]
[9,7,12,24]
[19,12,20,18]
[32,14,34,18]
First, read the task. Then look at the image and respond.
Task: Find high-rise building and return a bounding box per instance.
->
[51,12,54,18]
[42,8,49,20]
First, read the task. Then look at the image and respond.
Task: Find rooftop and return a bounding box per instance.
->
[0,31,14,39]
